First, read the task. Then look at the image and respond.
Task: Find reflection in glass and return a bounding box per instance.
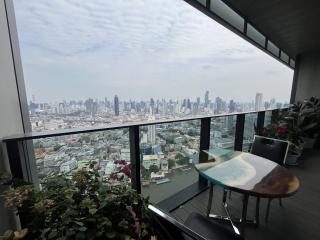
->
[264,111,272,127]
[210,116,236,150]
[243,113,257,152]
[140,121,200,203]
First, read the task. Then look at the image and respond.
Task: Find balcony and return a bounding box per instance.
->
[1,0,320,239]
[171,148,320,240]
[2,107,320,240]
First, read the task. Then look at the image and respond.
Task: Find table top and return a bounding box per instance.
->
[195,149,300,198]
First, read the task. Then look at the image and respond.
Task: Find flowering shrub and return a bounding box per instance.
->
[109,160,131,182]
[3,162,154,240]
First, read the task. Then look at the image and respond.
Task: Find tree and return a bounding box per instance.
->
[177,157,190,166]
[148,165,159,173]
[53,144,62,152]
[168,159,176,169]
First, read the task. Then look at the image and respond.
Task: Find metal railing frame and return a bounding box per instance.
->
[2,109,279,211]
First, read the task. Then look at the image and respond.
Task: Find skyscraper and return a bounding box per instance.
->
[204,91,209,108]
[229,100,236,113]
[147,124,156,145]
[114,95,119,116]
[255,93,263,111]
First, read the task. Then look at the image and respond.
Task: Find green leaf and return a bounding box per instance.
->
[48,230,58,239]
[74,221,84,226]
[89,208,97,215]
[79,226,87,232]
[105,231,116,239]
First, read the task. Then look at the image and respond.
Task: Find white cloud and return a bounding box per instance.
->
[14,0,293,102]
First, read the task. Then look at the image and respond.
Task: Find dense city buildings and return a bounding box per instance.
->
[29,91,287,202]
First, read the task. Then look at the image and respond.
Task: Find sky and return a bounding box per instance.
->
[14,0,293,103]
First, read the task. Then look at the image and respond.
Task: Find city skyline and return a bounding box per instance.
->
[14,0,293,103]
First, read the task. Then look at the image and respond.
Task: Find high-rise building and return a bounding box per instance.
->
[229,100,236,113]
[204,91,209,108]
[147,124,156,145]
[114,95,119,116]
[255,93,263,111]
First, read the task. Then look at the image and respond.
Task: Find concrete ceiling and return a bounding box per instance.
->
[223,0,320,58]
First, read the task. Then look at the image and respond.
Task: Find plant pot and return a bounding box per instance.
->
[302,135,318,149]
[285,153,301,166]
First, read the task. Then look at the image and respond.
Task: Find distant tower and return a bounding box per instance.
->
[150,98,155,114]
[114,95,119,116]
[147,125,156,145]
[32,94,36,103]
[229,100,236,113]
[204,91,209,108]
[255,93,263,111]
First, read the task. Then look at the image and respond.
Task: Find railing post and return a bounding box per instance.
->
[256,111,266,135]
[129,126,141,193]
[271,109,279,124]
[4,140,24,179]
[199,117,211,186]
[234,114,245,151]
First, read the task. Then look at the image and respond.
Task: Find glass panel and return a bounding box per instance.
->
[290,59,296,68]
[280,51,289,63]
[33,129,130,184]
[196,0,207,7]
[267,41,279,56]
[242,113,257,152]
[264,111,272,127]
[246,24,266,47]
[210,0,244,32]
[210,115,236,150]
[140,120,200,204]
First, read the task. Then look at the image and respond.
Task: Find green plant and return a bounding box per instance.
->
[3,163,154,240]
[259,97,320,154]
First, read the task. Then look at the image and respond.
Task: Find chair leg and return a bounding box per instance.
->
[279,198,283,206]
[255,197,260,227]
[265,198,272,223]
[229,190,232,200]
[222,189,227,204]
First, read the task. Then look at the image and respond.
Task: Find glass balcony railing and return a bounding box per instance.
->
[32,129,130,185]
[140,121,200,203]
[242,113,258,152]
[2,109,280,210]
[210,115,236,150]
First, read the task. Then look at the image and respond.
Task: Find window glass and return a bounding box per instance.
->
[267,41,280,56]
[210,116,236,150]
[140,121,200,203]
[210,0,244,32]
[246,24,266,47]
[280,51,289,63]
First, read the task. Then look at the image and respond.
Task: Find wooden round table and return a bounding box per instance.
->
[194,149,300,234]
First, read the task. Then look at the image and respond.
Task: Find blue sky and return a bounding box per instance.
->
[14,0,293,103]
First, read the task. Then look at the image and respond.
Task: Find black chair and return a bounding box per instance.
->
[148,205,244,240]
[251,135,290,222]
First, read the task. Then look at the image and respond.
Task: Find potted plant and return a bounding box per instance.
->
[293,97,320,148]
[259,109,304,165]
[2,162,156,240]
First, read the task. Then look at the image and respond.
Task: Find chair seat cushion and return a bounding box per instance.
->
[184,213,244,240]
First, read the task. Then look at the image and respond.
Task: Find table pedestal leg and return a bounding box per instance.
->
[206,183,214,217]
[241,194,249,234]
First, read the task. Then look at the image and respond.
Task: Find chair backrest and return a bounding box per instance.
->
[148,205,207,240]
[251,135,289,165]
